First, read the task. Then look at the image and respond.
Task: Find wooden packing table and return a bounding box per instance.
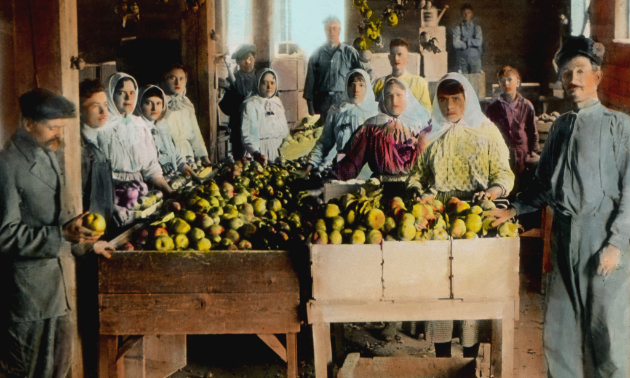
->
[98,227,301,378]
[307,237,520,378]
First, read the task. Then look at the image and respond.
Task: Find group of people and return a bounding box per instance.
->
[0,6,628,375]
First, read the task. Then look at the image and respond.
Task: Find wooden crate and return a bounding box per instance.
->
[451,237,520,302]
[310,244,383,303]
[99,228,301,378]
[382,240,450,301]
[322,180,365,202]
[338,353,478,378]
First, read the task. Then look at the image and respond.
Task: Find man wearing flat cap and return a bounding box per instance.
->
[220,44,258,160]
[0,88,102,377]
[487,36,630,377]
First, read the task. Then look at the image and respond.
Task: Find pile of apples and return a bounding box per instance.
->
[310,179,449,245]
[446,197,518,239]
[121,158,320,252]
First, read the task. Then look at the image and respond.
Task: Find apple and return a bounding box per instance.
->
[152,227,169,238]
[174,234,189,249]
[154,235,174,251]
[84,213,106,233]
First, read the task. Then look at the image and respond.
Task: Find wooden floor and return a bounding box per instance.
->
[168,238,546,378]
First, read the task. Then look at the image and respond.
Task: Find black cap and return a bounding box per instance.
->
[19,88,76,122]
[231,44,256,61]
[555,35,605,69]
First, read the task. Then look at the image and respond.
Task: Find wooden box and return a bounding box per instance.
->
[322,180,365,202]
[338,353,478,378]
[451,237,520,302]
[98,250,300,335]
[382,240,450,301]
[310,244,383,303]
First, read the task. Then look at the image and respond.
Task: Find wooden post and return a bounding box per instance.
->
[252,0,273,70]
[11,0,83,376]
[181,0,218,162]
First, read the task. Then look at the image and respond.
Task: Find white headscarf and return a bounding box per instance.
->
[426,73,488,141]
[336,69,379,117]
[377,77,431,133]
[134,85,168,124]
[243,68,284,115]
[105,72,139,126]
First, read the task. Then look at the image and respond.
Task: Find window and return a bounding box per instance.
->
[571,0,591,37]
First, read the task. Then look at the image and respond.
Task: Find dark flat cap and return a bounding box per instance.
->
[19,88,76,122]
[231,44,256,61]
[555,35,605,69]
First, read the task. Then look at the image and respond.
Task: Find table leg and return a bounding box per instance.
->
[312,322,333,378]
[98,335,124,378]
[286,333,298,378]
[501,315,515,378]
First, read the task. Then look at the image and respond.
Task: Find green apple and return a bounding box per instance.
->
[154,235,174,251]
[84,213,106,233]
[174,234,189,249]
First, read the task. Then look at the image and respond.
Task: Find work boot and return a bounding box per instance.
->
[380,322,397,341]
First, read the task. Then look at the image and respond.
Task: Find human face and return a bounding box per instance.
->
[462,9,473,22]
[389,46,409,76]
[259,72,277,98]
[499,74,519,98]
[24,118,66,151]
[237,54,255,73]
[384,83,407,117]
[347,76,367,104]
[81,91,108,128]
[141,96,164,122]
[113,79,137,116]
[560,56,602,105]
[164,68,187,96]
[324,21,341,45]
[438,93,466,122]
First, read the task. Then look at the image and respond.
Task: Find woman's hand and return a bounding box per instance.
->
[253,152,268,165]
[200,156,212,167]
[473,186,503,202]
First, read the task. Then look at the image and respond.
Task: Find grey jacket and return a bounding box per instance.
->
[0,131,70,322]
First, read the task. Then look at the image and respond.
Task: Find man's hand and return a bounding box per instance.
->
[473,186,503,202]
[483,207,518,228]
[597,244,621,278]
[62,213,101,244]
[93,240,114,259]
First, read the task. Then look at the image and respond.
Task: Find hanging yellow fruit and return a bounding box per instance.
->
[387,12,399,27]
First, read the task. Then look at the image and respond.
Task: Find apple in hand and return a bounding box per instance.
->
[84,213,107,234]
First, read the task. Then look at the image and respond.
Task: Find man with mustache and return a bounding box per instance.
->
[0,88,102,377]
[486,36,630,378]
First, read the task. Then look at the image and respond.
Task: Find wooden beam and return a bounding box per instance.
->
[252,0,273,70]
[116,336,144,361]
[257,334,288,362]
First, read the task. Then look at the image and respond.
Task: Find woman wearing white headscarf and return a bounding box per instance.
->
[405,73,514,358]
[333,77,431,181]
[304,69,379,172]
[406,72,514,203]
[161,64,212,166]
[134,85,201,182]
[98,72,173,194]
[240,68,290,164]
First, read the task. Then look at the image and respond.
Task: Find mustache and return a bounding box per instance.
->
[44,138,64,150]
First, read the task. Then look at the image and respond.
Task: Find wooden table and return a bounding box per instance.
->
[97,238,301,378]
[307,238,520,378]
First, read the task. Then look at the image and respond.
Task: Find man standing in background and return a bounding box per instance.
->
[304,16,369,123]
[452,3,483,74]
